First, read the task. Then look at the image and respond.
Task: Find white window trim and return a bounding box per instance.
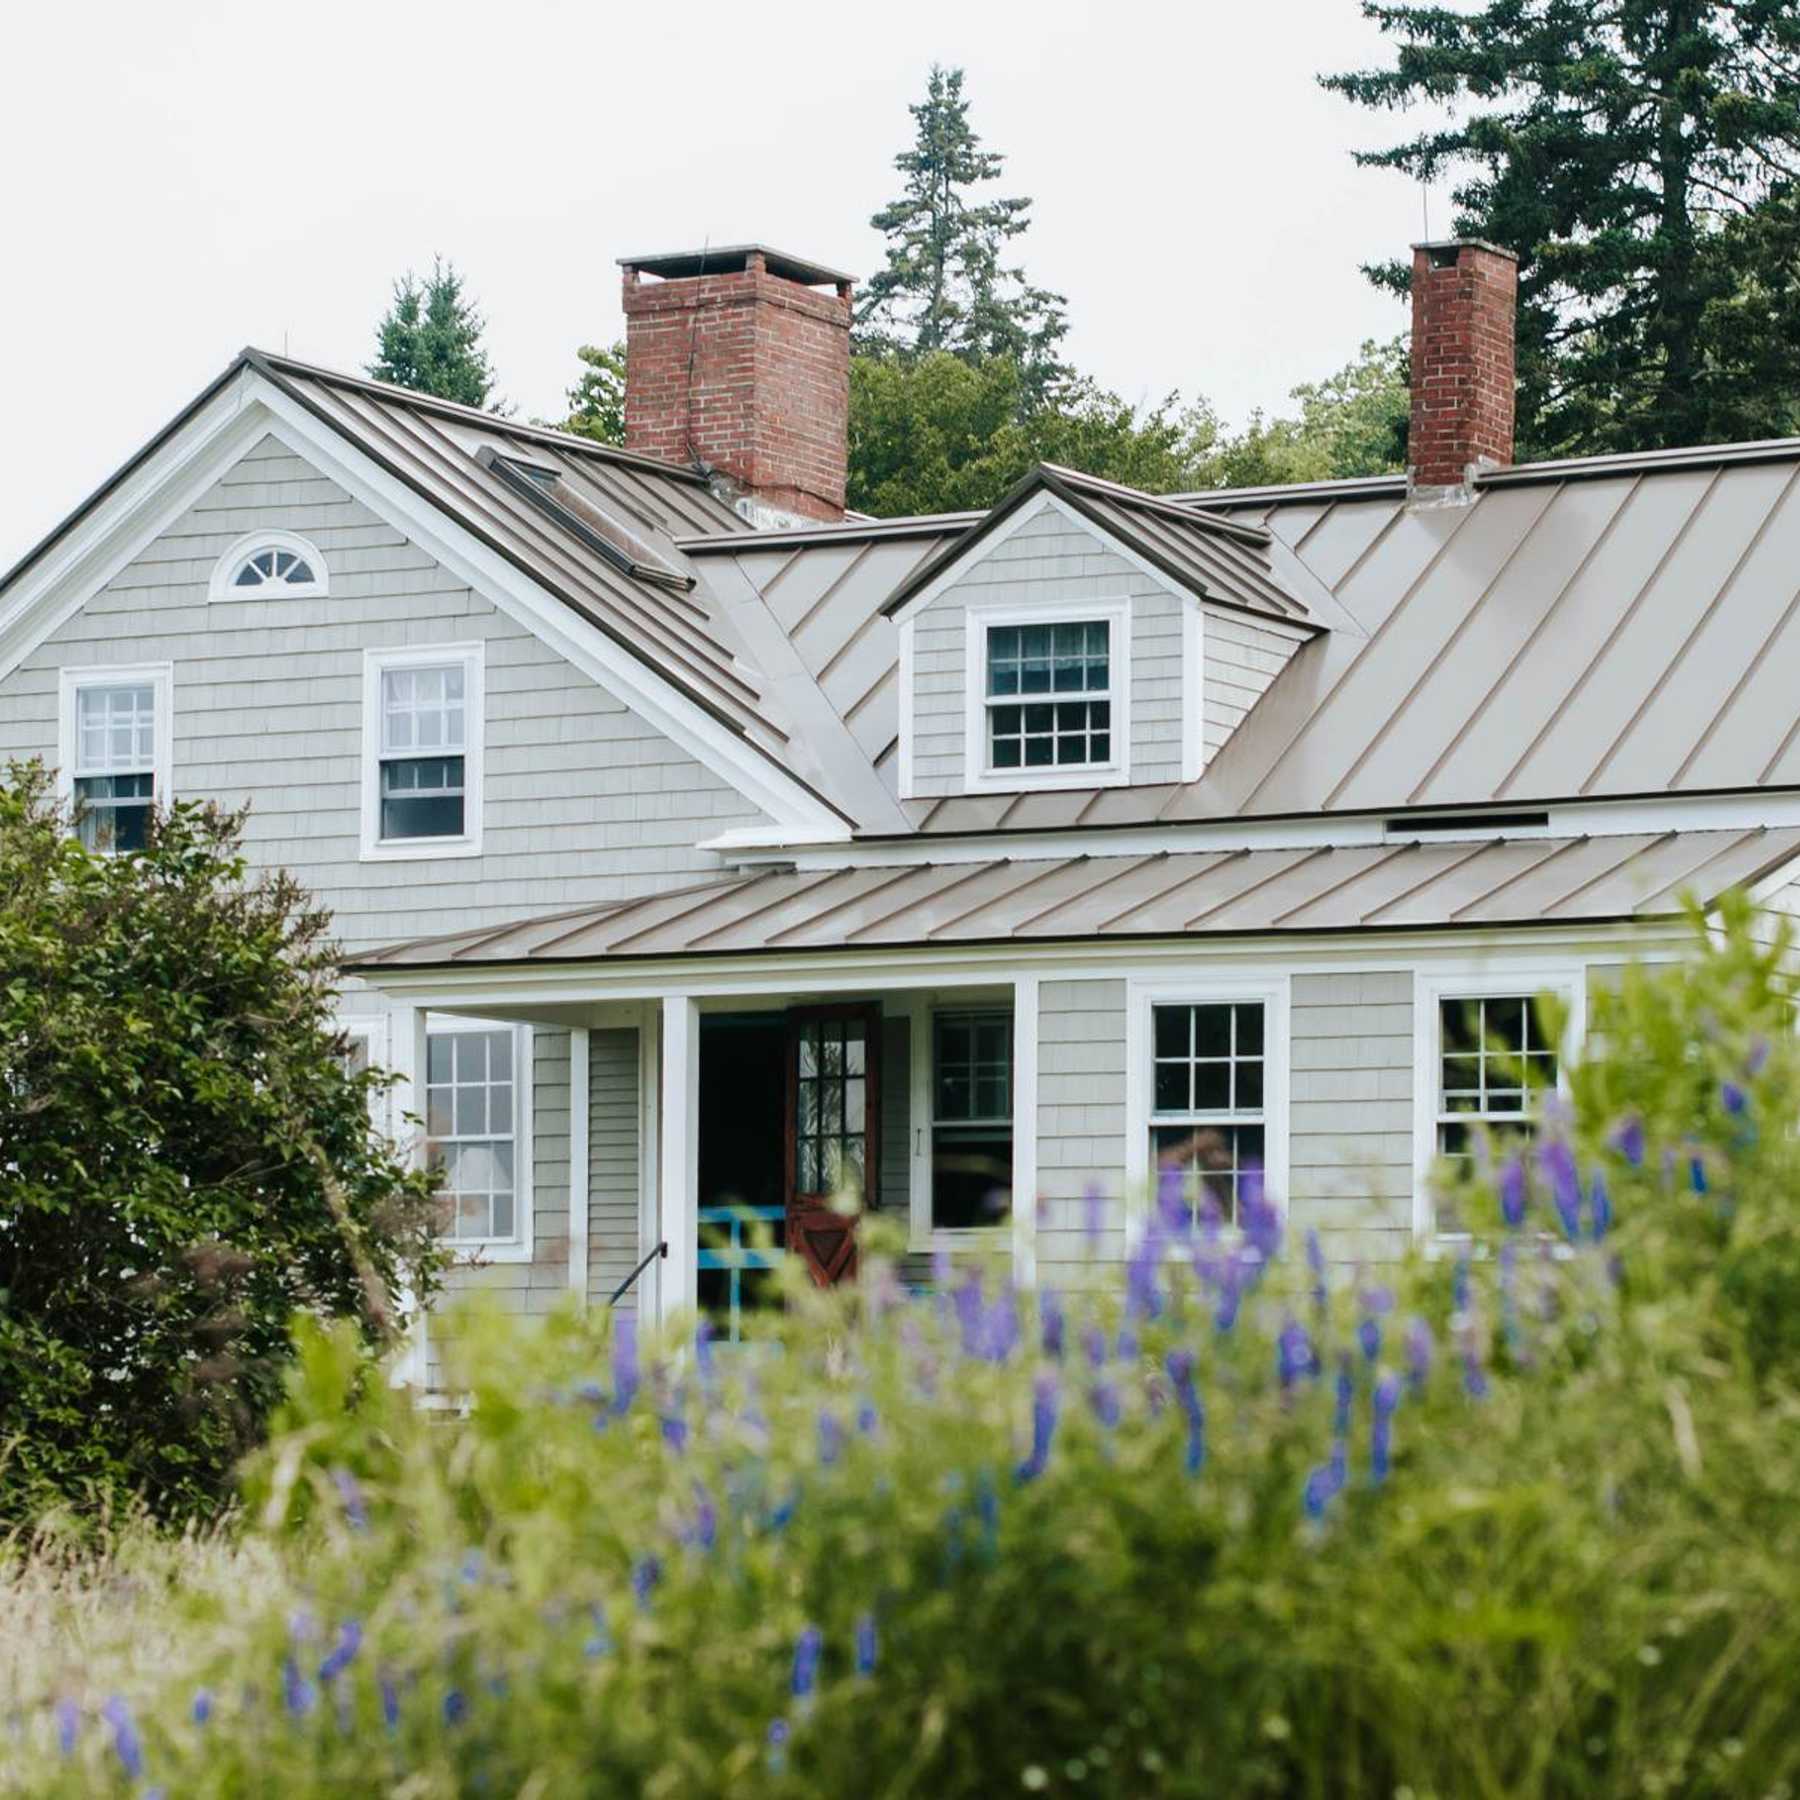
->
[905,990,1018,1251]
[1124,971,1291,1242]
[208,529,329,602]
[337,1012,393,1138]
[961,598,1133,795]
[1412,963,1587,1244]
[426,1014,534,1265]
[361,642,485,862]
[56,661,174,831]
[1180,597,1206,786]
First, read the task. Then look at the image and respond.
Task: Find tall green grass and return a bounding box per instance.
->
[5,901,1800,1798]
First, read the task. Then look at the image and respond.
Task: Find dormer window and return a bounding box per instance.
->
[209,531,328,601]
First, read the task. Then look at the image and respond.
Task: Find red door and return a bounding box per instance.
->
[785,1006,880,1286]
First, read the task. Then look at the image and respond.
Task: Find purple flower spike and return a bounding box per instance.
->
[318,1620,363,1684]
[1371,1371,1402,1484]
[1089,1380,1121,1429]
[1040,1287,1065,1360]
[1016,1374,1059,1483]
[54,1699,78,1757]
[1747,1035,1772,1077]
[855,1613,878,1677]
[101,1698,142,1782]
[857,1400,878,1436]
[695,1316,715,1382]
[817,1410,843,1465]
[1302,1449,1346,1522]
[1333,1355,1354,1437]
[632,1554,662,1611]
[443,1690,467,1727]
[1277,1317,1318,1391]
[954,1271,984,1355]
[661,1413,688,1455]
[1539,1139,1581,1239]
[379,1673,400,1732]
[767,1718,791,1773]
[1690,1151,1709,1195]
[1452,1258,1472,1316]
[931,1245,952,1290]
[1126,1229,1164,1321]
[584,1603,612,1658]
[1722,1079,1748,1117]
[983,1286,1021,1361]
[689,1482,718,1552]
[1404,1317,1433,1394]
[1462,1350,1490,1401]
[283,1655,315,1719]
[1166,1348,1206,1475]
[1157,1164,1191,1237]
[612,1314,639,1416]
[1240,1166,1281,1262]
[791,1626,824,1703]
[1213,1257,1244,1333]
[1306,1230,1328,1313]
[1588,1166,1612,1242]
[1357,1316,1382,1365]
[1612,1114,1647,1168]
[1083,1322,1107,1369]
[330,1466,368,1531]
[1083,1182,1105,1247]
[1499,1155,1528,1229]
[191,1688,213,1727]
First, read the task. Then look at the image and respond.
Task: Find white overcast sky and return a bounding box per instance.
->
[0,0,1457,572]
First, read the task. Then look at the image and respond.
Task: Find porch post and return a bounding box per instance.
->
[391,1003,432,1388]
[568,1026,591,1305]
[1011,975,1040,1288]
[659,995,701,1320]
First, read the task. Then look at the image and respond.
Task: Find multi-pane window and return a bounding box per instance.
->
[1149,1001,1266,1224]
[426,1026,517,1243]
[72,681,158,852]
[794,1016,869,1197]
[1436,995,1558,1180]
[985,621,1112,771]
[230,545,317,591]
[931,1010,1013,1230]
[379,663,466,841]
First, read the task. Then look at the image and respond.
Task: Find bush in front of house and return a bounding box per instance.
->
[5,898,1800,1798]
[0,761,445,1526]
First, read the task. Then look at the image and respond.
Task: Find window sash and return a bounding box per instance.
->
[983,620,1115,772]
[1434,993,1559,1180]
[1148,1001,1267,1229]
[426,1026,519,1244]
[74,683,156,777]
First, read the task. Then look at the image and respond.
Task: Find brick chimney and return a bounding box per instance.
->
[619,245,853,524]
[1408,238,1518,499]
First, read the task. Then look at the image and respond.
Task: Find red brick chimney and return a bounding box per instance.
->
[619,245,853,523]
[1408,238,1518,498]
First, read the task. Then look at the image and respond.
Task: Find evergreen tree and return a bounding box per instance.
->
[856,66,1070,404]
[559,342,627,447]
[368,257,501,411]
[1325,2,1800,456]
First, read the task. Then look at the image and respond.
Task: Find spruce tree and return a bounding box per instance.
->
[856,66,1070,404]
[1325,2,1800,457]
[368,257,500,410]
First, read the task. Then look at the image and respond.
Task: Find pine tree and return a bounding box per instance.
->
[368,257,500,411]
[856,66,1070,404]
[1325,2,1800,457]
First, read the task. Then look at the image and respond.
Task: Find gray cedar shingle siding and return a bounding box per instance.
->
[1035,978,1129,1289]
[588,1027,644,1312]
[0,436,770,955]
[1202,607,1309,765]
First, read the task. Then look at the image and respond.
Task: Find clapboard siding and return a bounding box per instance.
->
[0,435,769,954]
[1287,972,1414,1263]
[588,1027,644,1312]
[1035,978,1129,1288]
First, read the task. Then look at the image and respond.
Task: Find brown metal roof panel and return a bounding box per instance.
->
[1268,498,1404,592]
[981,788,1106,832]
[676,866,877,951]
[780,860,987,944]
[1673,569,1800,789]
[924,856,1127,940]
[1075,782,1187,828]
[1126,845,1321,932]
[848,858,1071,943]
[1629,824,1800,911]
[1271,840,1487,928]
[1362,837,1571,927]
[1460,833,1666,922]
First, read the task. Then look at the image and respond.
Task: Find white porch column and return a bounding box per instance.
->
[390,1002,432,1387]
[659,995,701,1321]
[1011,975,1040,1287]
[568,1025,591,1305]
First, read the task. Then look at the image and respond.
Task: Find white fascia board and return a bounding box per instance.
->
[244,378,849,843]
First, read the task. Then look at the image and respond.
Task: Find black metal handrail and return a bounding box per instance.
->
[609,1240,668,1307]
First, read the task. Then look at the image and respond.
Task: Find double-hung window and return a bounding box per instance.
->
[929,1010,1014,1230]
[58,664,172,853]
[1435,994,1560,1181]
[425,1020,529,1251]
[362,645,484,857]
[984,619,1113,772]
[1149,1000,1266,1225]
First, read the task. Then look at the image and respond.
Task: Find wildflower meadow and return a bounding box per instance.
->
[5,900,1800,1798]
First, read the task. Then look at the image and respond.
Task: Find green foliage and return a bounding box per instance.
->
[558,341,627,447]
[368,257,501,411]
[0,764,444,1525]
[9,908,1800,1796]
[856,65,1070,405]
[1324,1,1800,457]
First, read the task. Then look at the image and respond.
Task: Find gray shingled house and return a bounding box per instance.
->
[6,237,1800,1379]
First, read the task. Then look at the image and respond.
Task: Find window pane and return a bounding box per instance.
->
[1235,1004,1264,1056]
[1154,1062,1190,1113]
[1153,1007,1190,1059]
[934,1011,1012,1124]
[931,1125,1013,1229]
[380,754,466,841]
[1192,1061,1230,1111]
[1236,1059,1264,1111]
[1148,1002,1267,1129]
[1193,1006,1230,1058]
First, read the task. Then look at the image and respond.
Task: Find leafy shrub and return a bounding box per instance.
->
[5,903,1800,1797]
[0,763,444,1525]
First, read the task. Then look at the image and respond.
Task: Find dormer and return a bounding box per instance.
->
[883,465,1320,801]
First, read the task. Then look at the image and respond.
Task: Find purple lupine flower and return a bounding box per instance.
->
[1588,1166,1612,1242]
[1016,1373,1059,1483]
[1333,1355,1354,1438]
[954,1272,985,1355]
[1116,1323,1140,1363]
[769,1487,800,1532]
[379,1673,400,1732]
[1499,1154,1528,1230]
[1277,1317,1318,1391]
[689,1482,718,1553]
[766,1718,791,1773]
[1083,1181,1105,1247]
[632,1554,662,1610]
[931,1245,952,1291]
[1040,1287,1065,1360]
[791,1627,824,1704]
[54,1699,78,1757]
[330,1466,368,1531]
[982,1285,1021,1361]
[1357,1315,1382,1365]
[695,1316,716,1382]
[854,1613,878,1677]
[1166,1348,1206,1475]
[1747,1035,1772,1077]
[1452,1257,1472,1317]
[443,1690,467,1727]
[318,1621,362,1684]
[1241,1166,1281,1263]
[817,1410,843,1465]
[1611,1114,1647,1168]
[1539,1139,1581,1240]
[661,1413,688,1455]
[1462,1349,1490,1401]
[1690,1150,1709,1195]
[612,1314,639,1415]
[1126,1228,1163,1322]
[458,1550,484,1587]
[856,1400,878,1436]
[584,1604,612,1658]
[1404,1317,1433,1394]
[100,1698,142,1782]
[1370,1371,1402,1484]
[1722,1079,1749,1117]
[283,1656,315,1719]
[1301,1451,1345,1523]
[1089,1380,1121,1429]
[1213,1255,1245,1333]
[191,1688,214,1728]
[1306,1230,1328,1314]
[1082,1322,1107,1369]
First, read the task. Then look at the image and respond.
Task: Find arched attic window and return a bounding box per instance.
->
[208,530,329,601]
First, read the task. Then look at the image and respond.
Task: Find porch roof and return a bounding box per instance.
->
[348,825,1800,970]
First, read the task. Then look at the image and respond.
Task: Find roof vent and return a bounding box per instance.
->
[1389,810,1548,835]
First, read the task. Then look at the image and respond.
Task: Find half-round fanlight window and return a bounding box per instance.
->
[209,530,329,601]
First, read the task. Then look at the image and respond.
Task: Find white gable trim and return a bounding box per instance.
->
[0,373,848,842]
